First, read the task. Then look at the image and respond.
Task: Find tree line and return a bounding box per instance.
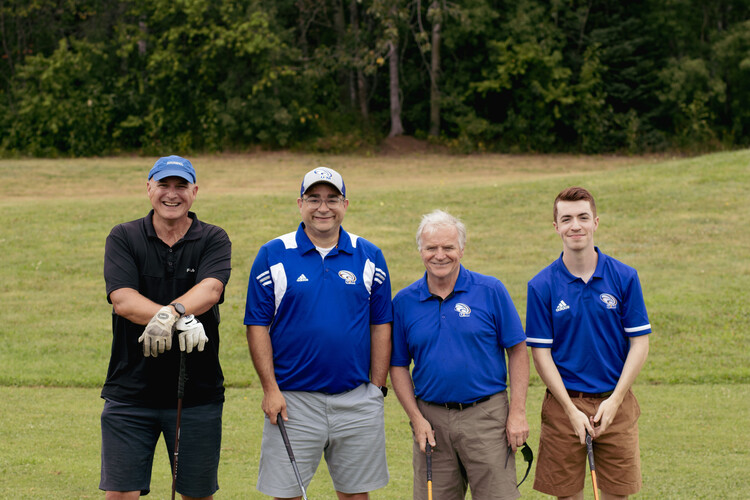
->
[1,0,749,157]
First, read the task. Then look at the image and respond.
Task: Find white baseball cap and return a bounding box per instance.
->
[300,167,346,196]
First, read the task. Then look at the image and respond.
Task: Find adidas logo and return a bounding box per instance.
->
[555,300,570,312]
[296,274,309,282]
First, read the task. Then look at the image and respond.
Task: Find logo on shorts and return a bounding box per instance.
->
[600,293,617,309]
[454,303,471,317]
[338,270,357,284]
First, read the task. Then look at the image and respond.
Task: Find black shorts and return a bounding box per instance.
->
[100,399,222,497]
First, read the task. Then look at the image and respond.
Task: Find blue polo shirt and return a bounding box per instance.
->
[391,265,526,404]
[525,248,651,393]
[244,223,393,393]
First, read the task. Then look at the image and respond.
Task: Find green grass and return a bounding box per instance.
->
[1,151,749,498]
[1,385,747,498]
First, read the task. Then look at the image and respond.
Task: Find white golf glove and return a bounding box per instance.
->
[175,315,208,353]
[138,306,178,357]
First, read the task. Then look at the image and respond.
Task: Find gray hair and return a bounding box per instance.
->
[416,209,467,251]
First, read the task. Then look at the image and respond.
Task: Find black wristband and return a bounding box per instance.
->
[378,386,388,397]
[169,302,185,317]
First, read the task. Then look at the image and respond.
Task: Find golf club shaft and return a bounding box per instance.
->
[277,414,308,500]
[426,443,433,500]
[171,351,186,500]
[585,431,600,500]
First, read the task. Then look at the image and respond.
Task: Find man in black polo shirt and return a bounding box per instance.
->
[101,155,231,499]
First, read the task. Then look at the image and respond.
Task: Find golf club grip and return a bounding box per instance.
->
[277,415,296,460]
[585,431,596,471]
[177,351,186,399]
[425,443,433,482]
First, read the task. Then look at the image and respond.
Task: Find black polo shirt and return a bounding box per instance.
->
[102,210,231,408]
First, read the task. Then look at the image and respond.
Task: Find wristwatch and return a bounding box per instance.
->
[169,302,185,317]
[378,386,388,397]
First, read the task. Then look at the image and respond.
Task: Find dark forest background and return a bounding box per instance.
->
[2,0,749,156]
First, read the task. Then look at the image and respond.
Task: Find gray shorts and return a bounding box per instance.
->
[257,382,389,496]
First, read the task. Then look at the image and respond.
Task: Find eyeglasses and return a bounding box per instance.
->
[302,197,344,209]
[505,442,534,487]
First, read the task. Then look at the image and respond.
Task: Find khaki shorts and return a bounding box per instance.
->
[533,389,642,497]
[412,391,520,500]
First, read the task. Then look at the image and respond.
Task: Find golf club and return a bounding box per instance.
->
[426,442,433,500]
[585,430,600,500]
[277,414,308,500]
[171,350,186,500]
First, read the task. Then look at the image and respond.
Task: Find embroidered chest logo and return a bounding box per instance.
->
[338,270,357,284]
[454,303,471,317]
[556,300,570,312]
[600,293,618,309]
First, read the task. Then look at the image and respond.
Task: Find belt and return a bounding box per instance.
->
[425,395,491,411]
[564,389,614,399]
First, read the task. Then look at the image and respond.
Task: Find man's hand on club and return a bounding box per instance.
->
[175,315,208,353]
[138,305,179,357]
[591,396,621,437]
[262,387,287,424]
[567,407,595,445]
[412,415,435,453]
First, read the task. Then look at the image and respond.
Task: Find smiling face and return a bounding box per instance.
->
[298,183,348,244]
[554,199,599,253]
[419,225,464,285]
[147,176,197,224]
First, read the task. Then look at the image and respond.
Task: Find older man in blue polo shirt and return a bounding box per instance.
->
[391,209,529,500]
[244,167,392,499]
[526,186,650,500]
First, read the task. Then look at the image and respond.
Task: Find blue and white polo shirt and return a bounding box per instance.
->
[525,247,651,393]
[244,223,393,393]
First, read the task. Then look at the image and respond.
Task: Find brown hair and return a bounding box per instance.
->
[553,186,597,222]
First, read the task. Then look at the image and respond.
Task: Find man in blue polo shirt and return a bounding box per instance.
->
[244,167,392,499]
[391,209,529,500]
[526,186,651,500]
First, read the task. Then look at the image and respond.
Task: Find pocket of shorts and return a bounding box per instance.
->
[540,390,554,424]
[631,390,641,419]
[477,394,508,427]
[368,382,383,400]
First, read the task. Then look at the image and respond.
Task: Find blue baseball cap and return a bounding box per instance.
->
[147,155,196,183]
[300,167,346,197]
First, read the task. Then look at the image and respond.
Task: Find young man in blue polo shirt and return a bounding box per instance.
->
[244,167,392,499]
[526,186,651,500]
[391,209,529,500]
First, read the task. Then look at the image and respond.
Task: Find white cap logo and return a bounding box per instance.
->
[312,168,334,180]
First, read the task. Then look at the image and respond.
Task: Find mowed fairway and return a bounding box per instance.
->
[1,152,748,498]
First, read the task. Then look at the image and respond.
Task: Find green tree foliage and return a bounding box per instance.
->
[2,39,116,156]
[1,0,750,155]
